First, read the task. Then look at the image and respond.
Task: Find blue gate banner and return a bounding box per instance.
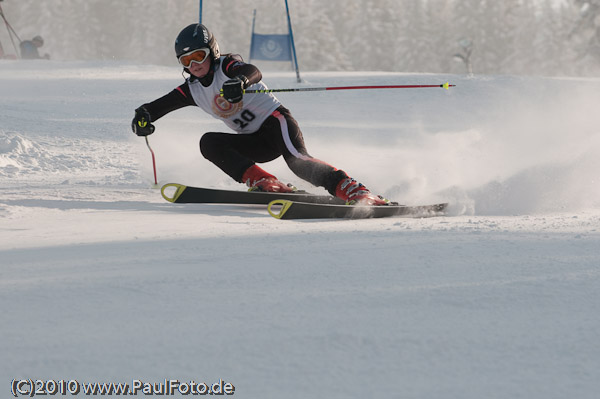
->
[250,33,292,61]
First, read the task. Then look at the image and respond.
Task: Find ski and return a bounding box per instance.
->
[267,199,448,220]
[160,183,345,205]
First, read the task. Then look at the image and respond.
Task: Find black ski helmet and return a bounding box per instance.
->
[174,24,220,63]
[32,35,44,46]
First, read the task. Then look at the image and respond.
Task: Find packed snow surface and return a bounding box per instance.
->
[1,61,600,398]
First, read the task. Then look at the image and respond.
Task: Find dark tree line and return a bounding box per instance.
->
[1,0,598,76]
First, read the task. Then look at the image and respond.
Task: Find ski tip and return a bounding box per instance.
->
[161,183,187,203]
[442,82,455,90]
[268,199,294,219]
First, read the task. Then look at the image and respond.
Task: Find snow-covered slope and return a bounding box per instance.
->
[1,61,599,398]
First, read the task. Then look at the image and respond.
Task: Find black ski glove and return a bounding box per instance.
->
[131,107,155,136]
[221,75,249,103]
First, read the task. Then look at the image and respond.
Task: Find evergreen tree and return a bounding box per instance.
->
[570,0,600,73]
[535,1,577,76]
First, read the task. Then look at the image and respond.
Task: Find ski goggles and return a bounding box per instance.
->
[178,48,210,68]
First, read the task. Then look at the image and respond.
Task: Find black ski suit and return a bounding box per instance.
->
[138,54,347,195]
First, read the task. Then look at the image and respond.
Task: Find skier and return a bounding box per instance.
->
[132,24,388,205]
[19,35,49,59]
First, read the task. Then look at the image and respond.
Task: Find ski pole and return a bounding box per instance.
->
[145,136,158,188]
[0,4,22,54]
[221,82,454,96]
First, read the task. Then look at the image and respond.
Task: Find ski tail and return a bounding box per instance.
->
[268,199,295,219]
[161,183,188,203]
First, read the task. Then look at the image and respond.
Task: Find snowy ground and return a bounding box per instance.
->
[1,61,600,398]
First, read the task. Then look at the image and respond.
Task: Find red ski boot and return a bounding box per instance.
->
[335,177,389,206]
[242,165,296,193]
